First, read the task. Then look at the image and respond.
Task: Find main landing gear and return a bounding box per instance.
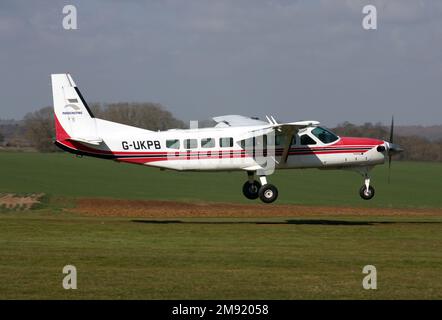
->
[242,171,278,203]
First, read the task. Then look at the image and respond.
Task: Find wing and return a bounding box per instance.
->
[213,115,268,127]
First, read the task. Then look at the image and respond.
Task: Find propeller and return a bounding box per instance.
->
[386,116,404,183]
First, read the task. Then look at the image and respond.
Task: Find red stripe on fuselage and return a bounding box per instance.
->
[333,136,384,147]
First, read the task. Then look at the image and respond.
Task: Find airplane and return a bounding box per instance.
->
[51,73,403,204]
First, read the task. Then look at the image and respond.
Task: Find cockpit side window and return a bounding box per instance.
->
[311,127,339,144]
[300,134,317,145]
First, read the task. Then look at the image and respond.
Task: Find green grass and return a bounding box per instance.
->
[0,151,441,208]
[0,151,441,299]
[0,213,441,299]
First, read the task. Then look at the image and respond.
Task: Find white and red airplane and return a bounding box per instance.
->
[51,74,403,203]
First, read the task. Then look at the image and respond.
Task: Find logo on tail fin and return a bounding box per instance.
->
[62,104,83,115]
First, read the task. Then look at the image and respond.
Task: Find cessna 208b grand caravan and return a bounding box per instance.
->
[51,74,403,203]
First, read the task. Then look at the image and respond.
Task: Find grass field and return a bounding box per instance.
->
[0,151,441,299]
[1,213,441,299]
[1,151,441,207]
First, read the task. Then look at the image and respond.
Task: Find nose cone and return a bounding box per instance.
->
[384,141,404,155]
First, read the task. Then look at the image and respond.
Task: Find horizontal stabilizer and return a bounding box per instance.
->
[67,137,103,146]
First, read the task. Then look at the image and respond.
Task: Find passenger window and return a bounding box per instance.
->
[271,134,288,146]
[220,137,233,148]
[201,138,215,148]
[275,134,283,146]
[166,139,180,149]
[184,139,197,149]
[241,138,254,149]
[300,134,317,145]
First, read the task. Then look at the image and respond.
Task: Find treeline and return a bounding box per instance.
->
[332,122,442,162]
[1,103,185,152]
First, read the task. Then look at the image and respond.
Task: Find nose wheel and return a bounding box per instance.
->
[242,172,278,203]
[359,173,375,200]
[359,185,375,200]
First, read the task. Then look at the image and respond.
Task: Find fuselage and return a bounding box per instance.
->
[55,117,386,172]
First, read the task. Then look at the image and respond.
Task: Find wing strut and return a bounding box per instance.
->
[281,127,296,163]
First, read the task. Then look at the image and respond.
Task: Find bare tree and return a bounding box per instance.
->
[23,106,56,152]
[102,102,186,130]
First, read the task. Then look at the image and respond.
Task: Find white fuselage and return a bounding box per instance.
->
[59,118,386,172]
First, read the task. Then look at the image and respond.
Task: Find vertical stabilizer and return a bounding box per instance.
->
[51,73,101,144]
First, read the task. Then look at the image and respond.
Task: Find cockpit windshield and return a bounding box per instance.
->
[311,127,339,144]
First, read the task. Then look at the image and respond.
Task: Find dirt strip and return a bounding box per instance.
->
[72,198,442,218]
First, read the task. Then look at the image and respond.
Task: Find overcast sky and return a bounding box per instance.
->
[0,0,441,126]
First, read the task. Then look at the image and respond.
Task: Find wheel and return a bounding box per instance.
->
[258,184,278,203]
[359,185,375,200]
[242,180,261,200]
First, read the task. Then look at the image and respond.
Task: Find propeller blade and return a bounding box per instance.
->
[388,154,392,184]
[388,115,394,184]
[389,116,394,144]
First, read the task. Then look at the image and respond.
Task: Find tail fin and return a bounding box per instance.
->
[51,74,102,145]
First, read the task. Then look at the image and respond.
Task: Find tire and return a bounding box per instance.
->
[359,185,375,200]
[242,180,261,200]
[258,184,278,203]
